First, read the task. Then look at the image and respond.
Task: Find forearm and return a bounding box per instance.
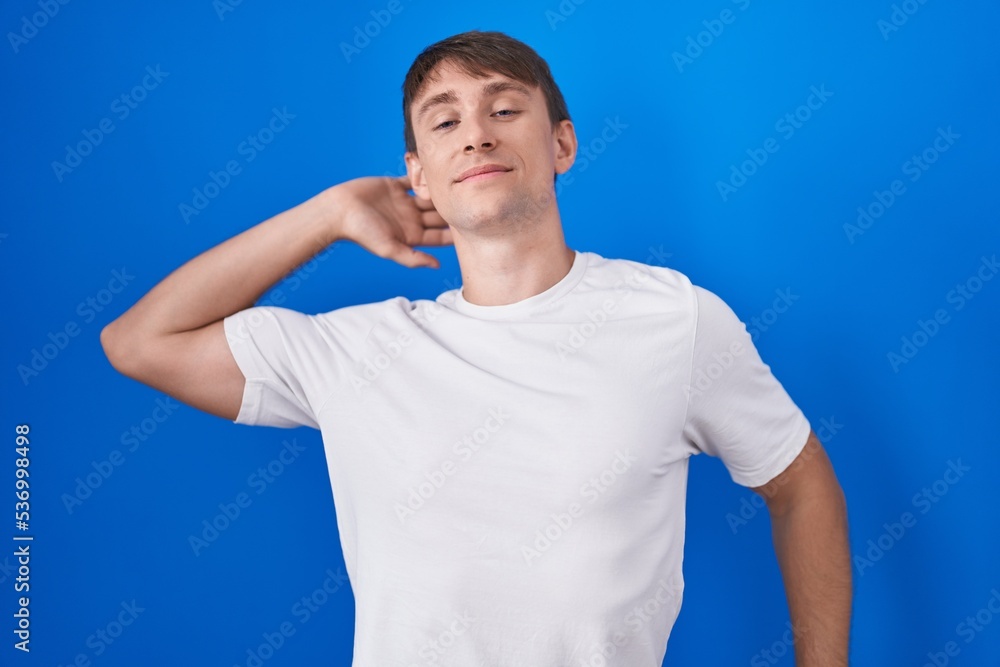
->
[770,485,853,666]
[106,187,340,341]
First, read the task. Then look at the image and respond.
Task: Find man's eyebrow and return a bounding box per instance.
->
[415,80,533,124]
[480,80,532,100]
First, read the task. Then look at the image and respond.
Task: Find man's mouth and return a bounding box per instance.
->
[456,164,512,183]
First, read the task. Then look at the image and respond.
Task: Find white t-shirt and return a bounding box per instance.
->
[223,249,811,667]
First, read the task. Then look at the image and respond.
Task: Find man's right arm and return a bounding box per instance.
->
[99,176,450,422]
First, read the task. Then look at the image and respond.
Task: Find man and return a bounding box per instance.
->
[101,30,851,666]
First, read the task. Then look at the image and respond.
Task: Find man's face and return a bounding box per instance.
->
[404,60,576,233]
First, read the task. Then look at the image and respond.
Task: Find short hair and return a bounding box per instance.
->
[401,30,571,155]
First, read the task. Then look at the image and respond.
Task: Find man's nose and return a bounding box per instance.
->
[465,141,493,151]
[463,116,495,152]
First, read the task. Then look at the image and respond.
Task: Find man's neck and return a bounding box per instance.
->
[452,231,576,307]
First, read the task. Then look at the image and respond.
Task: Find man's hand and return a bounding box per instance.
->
[329,174,452,269]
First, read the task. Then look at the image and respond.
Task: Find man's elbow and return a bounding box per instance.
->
[100,320,141,378]
[100,321,122,369]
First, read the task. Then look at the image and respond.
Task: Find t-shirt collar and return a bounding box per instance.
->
[446,249,589,320]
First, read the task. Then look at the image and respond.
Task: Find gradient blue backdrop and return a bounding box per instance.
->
[3,1,998,665]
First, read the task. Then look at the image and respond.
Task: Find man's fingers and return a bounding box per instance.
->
[412,195,437,212]
[385,241,439,269]
[419,209,449,228]
[420,226,453,247]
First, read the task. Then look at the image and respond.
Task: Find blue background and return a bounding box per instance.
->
[3,0,999,665]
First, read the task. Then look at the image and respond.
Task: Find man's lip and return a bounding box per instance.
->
[456,164,512,182]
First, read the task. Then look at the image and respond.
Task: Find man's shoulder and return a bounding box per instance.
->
[581,249,697,303]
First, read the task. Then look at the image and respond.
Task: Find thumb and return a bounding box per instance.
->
[386,242,438,269]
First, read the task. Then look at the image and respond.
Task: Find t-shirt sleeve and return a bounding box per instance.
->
[223,305,340,430]
[680,285,812,488]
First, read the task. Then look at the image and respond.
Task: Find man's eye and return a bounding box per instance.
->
[433,110,519,131]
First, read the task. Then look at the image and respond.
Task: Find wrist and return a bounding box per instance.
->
[311,185,347,246]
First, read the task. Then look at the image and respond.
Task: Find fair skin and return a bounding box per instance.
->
[403,60,578,306]
[100,57,850,665]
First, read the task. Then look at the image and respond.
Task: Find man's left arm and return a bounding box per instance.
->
[750,430,853,667]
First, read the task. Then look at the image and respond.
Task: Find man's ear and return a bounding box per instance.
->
[553,119,577,175]
[404,151,431,200]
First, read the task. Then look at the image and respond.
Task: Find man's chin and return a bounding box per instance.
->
[447,192,544,232]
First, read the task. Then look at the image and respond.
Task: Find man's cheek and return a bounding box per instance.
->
[424,184,449,217]
[420,139,447,164]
